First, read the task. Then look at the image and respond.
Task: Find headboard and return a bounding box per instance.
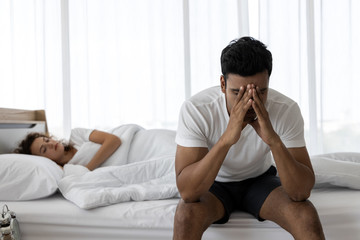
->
[0,108,48,153]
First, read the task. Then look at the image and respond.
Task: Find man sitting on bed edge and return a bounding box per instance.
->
[173,36,325,239]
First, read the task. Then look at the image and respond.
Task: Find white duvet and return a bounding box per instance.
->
[58,124,179,209]
[59,155,179,209]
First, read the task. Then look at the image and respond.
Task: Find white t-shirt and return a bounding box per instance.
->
[175,86,306,182]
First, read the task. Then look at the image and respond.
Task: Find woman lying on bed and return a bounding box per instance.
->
[14,129,122,171]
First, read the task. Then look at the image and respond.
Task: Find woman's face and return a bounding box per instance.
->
[30,136,65,165]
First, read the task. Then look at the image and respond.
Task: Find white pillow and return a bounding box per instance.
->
[312,152,360,189]
[0,154,63,200]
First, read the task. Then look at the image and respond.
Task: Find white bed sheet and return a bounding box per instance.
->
[1,188,360,240]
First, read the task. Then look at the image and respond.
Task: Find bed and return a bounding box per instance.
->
[1,108,360,240]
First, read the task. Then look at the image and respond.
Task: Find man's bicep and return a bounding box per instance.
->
[288,146,314,173]
[175,145,208,177]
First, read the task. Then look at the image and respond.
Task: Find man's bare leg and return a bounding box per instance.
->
[260,186,325,240]
[173,192,225,240]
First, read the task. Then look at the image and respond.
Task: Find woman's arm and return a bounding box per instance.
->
[85,130,121,170]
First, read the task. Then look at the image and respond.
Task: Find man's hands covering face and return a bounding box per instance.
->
[224,84,279,147]
[224,84,253,146]
[249,86,279,146]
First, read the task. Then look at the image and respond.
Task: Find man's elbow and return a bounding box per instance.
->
[289,177,315,202]
[289,190,311,202]
[180,191,201,203]
[177,184,202,203]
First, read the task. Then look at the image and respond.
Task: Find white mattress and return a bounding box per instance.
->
[1,188,360,240]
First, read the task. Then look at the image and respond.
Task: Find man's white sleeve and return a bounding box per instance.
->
[175,101,208,148]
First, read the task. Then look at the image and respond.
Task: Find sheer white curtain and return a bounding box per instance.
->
[68,0,185,132]
[1,0,359,154]
[0,0,64,136]
[250,0,360,154]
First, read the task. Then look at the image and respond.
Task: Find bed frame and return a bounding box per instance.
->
[0,108,48,153]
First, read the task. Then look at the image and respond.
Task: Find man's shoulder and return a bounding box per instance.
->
[267,88,303,123]
[267,88,297,107]
[187,86,223,107]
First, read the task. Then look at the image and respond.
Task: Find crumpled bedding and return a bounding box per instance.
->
[312,152,360,189]
[58,155,179,209]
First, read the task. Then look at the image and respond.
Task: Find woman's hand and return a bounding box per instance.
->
[85,130,121,170]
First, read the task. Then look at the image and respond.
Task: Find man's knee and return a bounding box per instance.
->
[175,199,203,225]
[288,200,324,237]
[173,199,211,240]
[175,200,192,223]
[291,200,319,223]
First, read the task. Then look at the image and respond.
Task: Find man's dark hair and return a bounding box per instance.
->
[220,36,272,85]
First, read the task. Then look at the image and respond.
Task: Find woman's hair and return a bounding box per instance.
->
[13,132,73,154]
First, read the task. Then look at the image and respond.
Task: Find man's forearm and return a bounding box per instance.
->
[269,137,315,201]
[177,136,232,202]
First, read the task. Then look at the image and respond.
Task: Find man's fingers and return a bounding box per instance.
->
[235,87,252,112]
[239,95,253,120]
[235,85,246,103]
[252,100,261,119]
[241,86,253,104]
[231,87,253,124]
[251,87,264,117]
